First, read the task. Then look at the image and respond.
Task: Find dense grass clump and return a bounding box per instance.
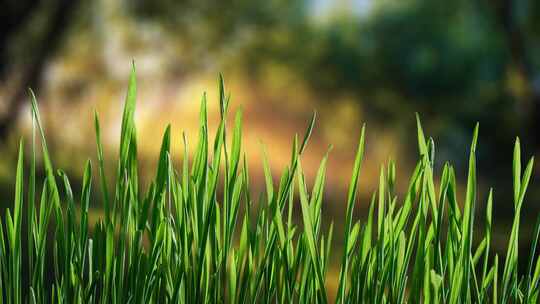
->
[1,64,540,303]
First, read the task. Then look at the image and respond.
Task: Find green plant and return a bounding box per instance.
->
[0,64,539,303]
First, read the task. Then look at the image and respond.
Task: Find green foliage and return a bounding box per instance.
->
[1,66,540,303]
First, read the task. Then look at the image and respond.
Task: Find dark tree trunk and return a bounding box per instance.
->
[0,0,81,141]
[490,0,540,148]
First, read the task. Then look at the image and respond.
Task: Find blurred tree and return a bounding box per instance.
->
[484,0,540,146]
[0,0,82,140]
[238,0,539,171]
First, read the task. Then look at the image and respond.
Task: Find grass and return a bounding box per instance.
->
[1,63,540,303]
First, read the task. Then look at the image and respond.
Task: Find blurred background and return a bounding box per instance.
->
[1,0,540,284]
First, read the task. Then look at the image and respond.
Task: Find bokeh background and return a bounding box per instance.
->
[2,0,540,283]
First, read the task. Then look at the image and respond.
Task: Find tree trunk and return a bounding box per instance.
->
[0,0,80,141]
[491,0,540,148]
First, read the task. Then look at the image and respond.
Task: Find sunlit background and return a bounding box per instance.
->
[2,0,540,285]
